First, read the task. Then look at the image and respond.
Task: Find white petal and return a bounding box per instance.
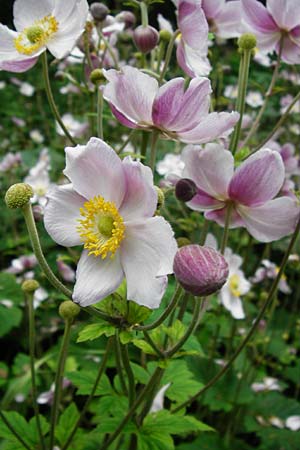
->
[44,184,85,247]
[286,415,300,431]
[73,250,124,306]
[13,0,54,31]
[219,287,245,319]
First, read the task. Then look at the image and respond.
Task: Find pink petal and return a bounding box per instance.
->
[120,217,177,308]
[242,0,278,33]
[152,77,211,132]
[178,111,239,144]
[109,103,139,129]
[229,149,285,206]
[119,157,157,220]
[0,57,39,72]
[202,0,224,19]
[267,0,300,30]
[178,0,209,49]
[182,144,234,198]
[213,1,243,39]
[73,250,124,306]
[44,184,86,247]
[103,66,158,127]
[237,197,300,242]
[280,36,300,64]
[176,40,211,78]
[186,189,225,211]
[205,206,245,228]
[64,138,126,206]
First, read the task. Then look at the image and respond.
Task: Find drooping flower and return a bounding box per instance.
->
[202,0,242,39]
[0,0,89,73]
[241,0,300,64]
[24,148,53,208]
[44,138,177,308]
[103,66,239,144]
[251,259,291,293]
[180,144,300,242]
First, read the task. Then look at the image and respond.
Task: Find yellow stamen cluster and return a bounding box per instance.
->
[229,274,241,297]
[77,196,125,259]
[14,15,58,55]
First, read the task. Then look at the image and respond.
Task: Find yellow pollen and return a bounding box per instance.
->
[229,274,241,297]
[14,15,58,56]
[77,196,125,259]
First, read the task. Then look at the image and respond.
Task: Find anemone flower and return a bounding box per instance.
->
[242,0,300,64]
[0,0,88,73]
[181,144,300,242]
[44,138,177,308]
[103,66,239,144]
[202,0,242,39]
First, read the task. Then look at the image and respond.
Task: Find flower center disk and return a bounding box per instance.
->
[229,274,241,297]
[77,195,125,259]
[14,15,59,55]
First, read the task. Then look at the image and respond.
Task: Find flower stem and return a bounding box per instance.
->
[41,53,76,145]
[140,1,148,26]
[143,330,165,358]
[159,30,180,84]
[114,332,128,395]
[0,411,31,450]
[172,214,300,413]
[149,129,159,171]
[49,319,72,449]
[120,342,136,407]
[61,338,113,450]
[98,30,120,69]
[25,291,46,450]
[220,203,233,255]
[97,86,104,139]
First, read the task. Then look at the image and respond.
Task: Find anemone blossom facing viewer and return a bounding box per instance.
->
[44,138,177,308]
[103,66,239,144]
[0,0,88,73]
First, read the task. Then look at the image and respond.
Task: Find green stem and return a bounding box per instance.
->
[0,411,31,450]
[220,203,233,255]
[49,319,72,449]
[97,86,104,139]
[140,131,149,160]
[172,214,300,413]
[120,343,136,406]
[117,130,136,154]
[159,30,180,84]
[41,53,76,145]
[143,330,165,358]
[140,1,148,26]
[61,338,113,450]
[114,332,128,395]
[229,49,252,154]
[199,218,209,246]
[149,130,159,171]
[98,30,120,69]
[26,292,46,450]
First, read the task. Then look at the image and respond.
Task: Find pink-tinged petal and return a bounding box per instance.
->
[13,0,54,31]
[120,217,177,308]
[176,40,211,78]
[119,157,157,220]
[178,111,239,144]
[241,0,278,33]
[44,184,86,247]
[205,206,245,228]
[186,188,225,211]
[178,0,209,48]
[213,1,243,39]
[73,250,124,306]
[202,0,224,19]
[152,77,211,132]
[176,40,196,78]
[0,57,39,72]
[237,197,300,242]
[103,66,158,127]
[267,0,300,30]
[182,144,234,198]
[280,36,300,64]
[64,138,126,206]
[229,149,285,206]
[109,103,139,129]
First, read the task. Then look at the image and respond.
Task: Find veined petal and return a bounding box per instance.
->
[44,184,86,247]
[0,57,39,72]
[202,0,224,19]
[267,0,300,30]
[73,250,124,306]
[186,189,225,211]
[13,0,54,32]
[205,206,245,228]
[64,138,126,206]
[237,197,300,242]
[213,1,243,39]
[177,40,211,78]
[280,36,300,64]
[103,66,158,127]
[119,157,157,220]
[178,111,239,144]
[152,77,211,132]
[178,0,209,49]
[241,0,278,33]
[229,149,285,206]
[182,144,234,198]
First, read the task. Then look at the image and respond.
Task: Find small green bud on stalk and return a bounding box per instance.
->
[155,186,165,210]
[90,68,105,85]
[5,183,33,209]
[22,279,40,293]
[159,29,172,43]
[177,237,191,248]
[238,33,257,51]
[59,301,80,322]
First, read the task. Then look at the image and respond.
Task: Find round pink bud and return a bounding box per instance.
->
[133,25,159,54]
[173,245,229,296]
[116,11,136,29]
[175,178,197,202]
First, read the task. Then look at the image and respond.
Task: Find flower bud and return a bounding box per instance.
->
[173,245,229,296]
[175,178,197,202]
[59,301,80,322]
[5,183,33,209]
[177,237,191,247]
[238,33,257,51]
[155,186,165,210]
[90,2,109,21]
[22,279,39,293]
[90,68,105,85]
[133,25,159,54]
[159,29,172,43]
[116,11,136,29]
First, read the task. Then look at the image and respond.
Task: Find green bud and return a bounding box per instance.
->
[5,183,33,209]
[59,301,80,322]
[90,68,105,85]
[155,186,165,210]
[159,29,172,43]
[177,237,191,247]
[238,33,257,51]
[22,279,40,293]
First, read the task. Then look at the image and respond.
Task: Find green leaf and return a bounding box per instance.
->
[136,429,174,450]
[143,411,213,435]
[67,370,112,396]
[162,361,204,404]
[55,403,79,446]
[132,338,157,356]
[77,323,115,342]
[119,330,133,344]
[0,411,49,448]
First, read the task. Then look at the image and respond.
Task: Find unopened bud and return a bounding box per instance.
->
[155,186,165,210]
[133,25,159,54]
[159,29,172,43]
[238,33,257,51]
[90,68,105,84]
[5,183,33,209]
[173,245,229,296]
[116,11,136,29]
[175,178,197,202]
[177,237,191,247]
[90,2,109,21]
[22,279,39,293]
[59,301,80,322]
